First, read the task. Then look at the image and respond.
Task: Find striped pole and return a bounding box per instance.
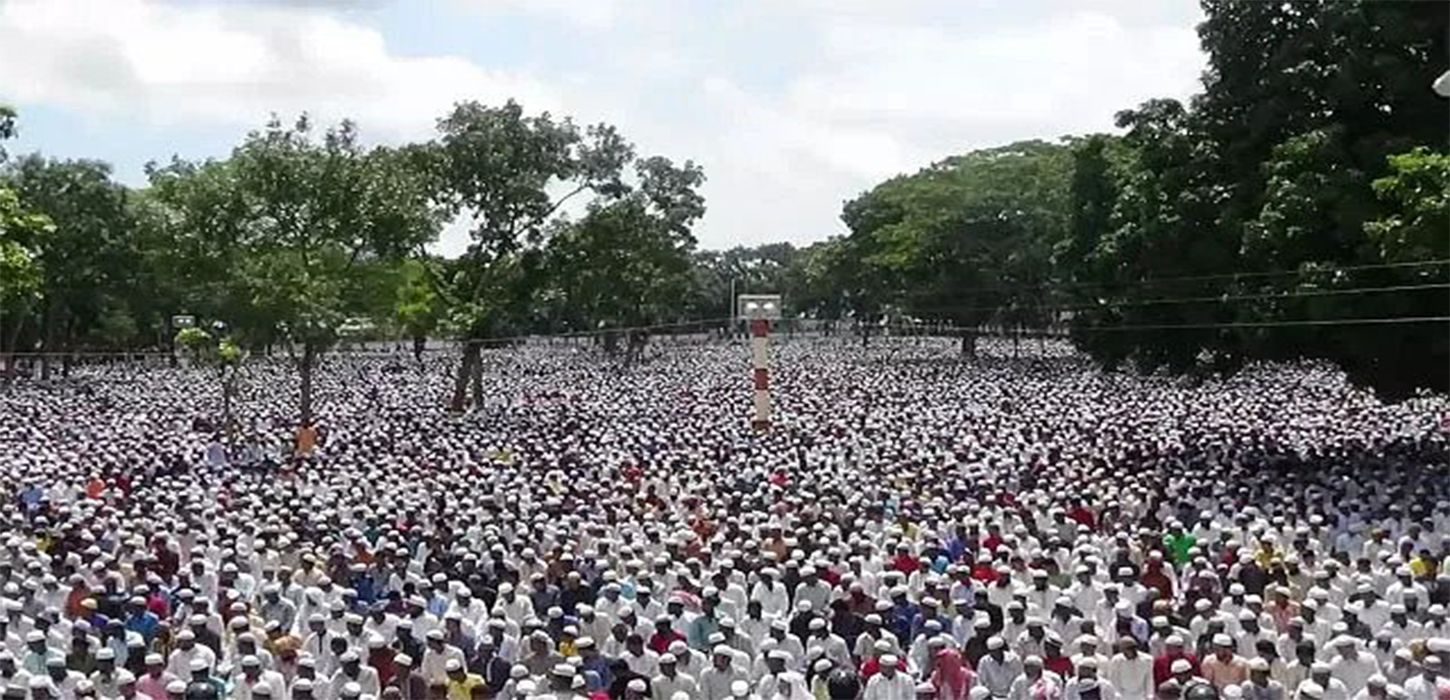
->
[750,318,771,430]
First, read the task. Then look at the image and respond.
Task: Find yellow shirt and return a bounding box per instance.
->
[445,674,484,700]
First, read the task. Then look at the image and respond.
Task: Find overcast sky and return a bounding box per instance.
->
[0,0,1207,254]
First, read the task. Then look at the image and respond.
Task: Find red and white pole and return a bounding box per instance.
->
[750,318,771,430]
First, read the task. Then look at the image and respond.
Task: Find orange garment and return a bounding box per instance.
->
[295,426,318,455]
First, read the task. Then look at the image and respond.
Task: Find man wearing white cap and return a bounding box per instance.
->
[749,571,788,622]
[1328,637,1378,695]
[795,568,832,618]
[651,653,698,700]
[329,650,380,700]
[864,655,914,700]
[1399,656,1440,700]
[164,632,214,683]
[1064,657,1118,700]
[978,637,1022,699]
[133,654,169,700]
[235,656,287,700]
[699,646,748,700]
[1205,634,1250,690]
[490,586,532,631]
[1303,662,1349,700]
[0,651,30,692]
[1241,658,1286,700]
[419,630,465,687]
[804,618,851,672]
[1008,655,1061,700]
[1107,638,1153,700]
[755,659,810,700]
[1347,674,1390,700]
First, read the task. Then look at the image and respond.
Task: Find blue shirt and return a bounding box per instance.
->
[687,614,720,650]
[126,611,159,644]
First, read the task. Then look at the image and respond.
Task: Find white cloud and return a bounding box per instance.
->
[678,7,1205,248]
[0,0,559,141]
[0,0,1207,253]
[457,0,620,29]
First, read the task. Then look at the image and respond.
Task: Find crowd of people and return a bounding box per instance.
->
[1,337,1448,700]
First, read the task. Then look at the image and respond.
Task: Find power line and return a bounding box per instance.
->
[868,316,1449,335]
[1078,258,1450,288]
[1075,316,1450,332]
[898,258,1450,302]
[904,282,1450,317]
[458,316,736,346]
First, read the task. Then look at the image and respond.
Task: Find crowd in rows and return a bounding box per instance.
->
[1,338,1448,700]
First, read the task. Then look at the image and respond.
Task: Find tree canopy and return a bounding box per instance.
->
[0,0,1444,408]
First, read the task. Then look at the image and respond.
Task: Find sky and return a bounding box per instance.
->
[0,0,1208,255]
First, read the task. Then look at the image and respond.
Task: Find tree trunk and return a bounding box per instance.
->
[960,329,978,358]
[469,348,484,409]
[3,312,26,389]
[222,366,236,448]
[298,342,317,427]
[59,312,74,378]
[449,343,480,413]
[40,305,54,380]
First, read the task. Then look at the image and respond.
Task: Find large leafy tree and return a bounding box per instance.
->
[151,115,443,425]
[838,140,1073,354]
[685,243,809,323]
[425,100,635,411]
[1060,0,1448,392]
[0,107,50,384]
[4,156,140,372]
[0,187,52,383]
[547,156,705,353]
[392,258,447,362]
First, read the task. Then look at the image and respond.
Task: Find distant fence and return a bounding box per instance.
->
[0,322,1074,379]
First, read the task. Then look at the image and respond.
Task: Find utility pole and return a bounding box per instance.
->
[728,277,736,339]
[739,294,781,431]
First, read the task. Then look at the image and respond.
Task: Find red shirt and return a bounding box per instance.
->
[648,631,684,654]
[1153,652,1200,687]
[1045,654,1074,678]
[1068,506,1096,530]
[1142,565,1174,600]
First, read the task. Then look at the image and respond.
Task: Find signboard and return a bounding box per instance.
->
[737,294,782,320]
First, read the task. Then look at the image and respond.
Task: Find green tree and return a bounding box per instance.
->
[0,187,52,384]
[427,100,634,411]
[393,258,445,362]
[547,156,705,357]
[839,140,1073,354]
[153,115,442,425]
[1060,1,1447,392]
[1366,148,1450,263]
[4,157,140,373]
